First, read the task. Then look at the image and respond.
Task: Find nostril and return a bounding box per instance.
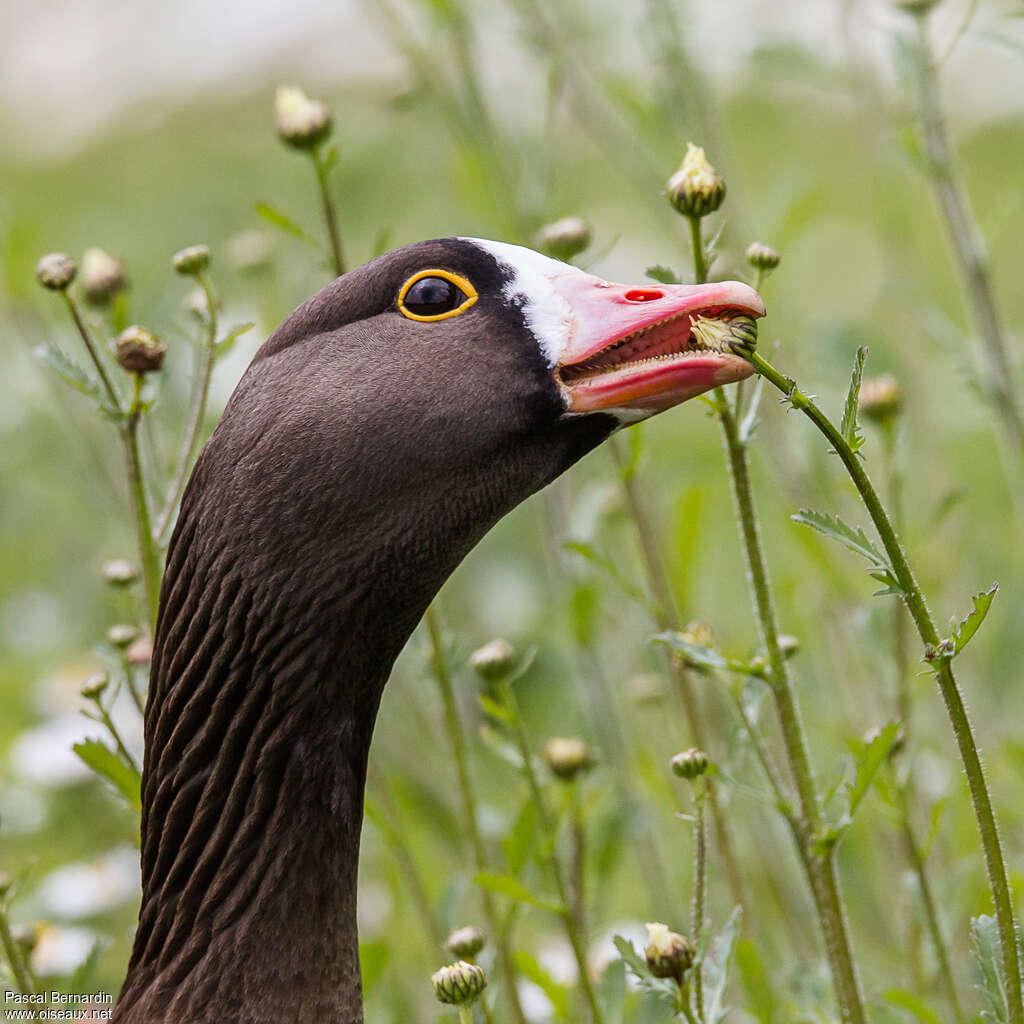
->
[623,288,663,302]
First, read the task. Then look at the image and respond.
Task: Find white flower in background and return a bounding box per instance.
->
[36,846,140,919]
[30,924,100,976]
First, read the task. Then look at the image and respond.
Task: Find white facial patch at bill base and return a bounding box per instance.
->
[462,238,583,368]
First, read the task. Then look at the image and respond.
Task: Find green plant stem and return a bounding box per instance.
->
[678,983,700,1024]
[0,906,38,1016]
[608,439,748,917]
[311,147,346,278]
[120,651,145,716]
[424,608,529,1024]
[908,14,1024,456]
[690,781,707,1023]
[569,781,586,940]
[745,347,1023,1024]
[125,374,161,627]
[716,399,867,1024]
[458,1006,473,1024]
[88,698,139,773]
[62,293,121,410]
[497,678,605,1024]
[687,217,707,285]
[154,271,220,545]
[882,429,964,1022]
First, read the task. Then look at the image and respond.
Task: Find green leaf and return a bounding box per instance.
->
[359,939,390,998]
[478,723,524,769]
[654,631,727,671]
[477,691,511,723]
[73,738,141,809]
[502,798,538,877]
[69,939,105,989]
[950,583,999,656]
[514,950,569,1019]
[846,722,899,819]
[563,540,653,612]
[703,907,741,1024]
[255,202,319,246]
[37,344,101,400]
[646,264,681,285]
[884,989,942,1024]
[215,321,255,359]
[839,346,868,454]
[791,508,902,596]
[472,872,565,915]
[735,939,776,1024]
[971,915,1011,1024]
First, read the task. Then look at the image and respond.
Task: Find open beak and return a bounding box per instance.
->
[551,275,765,414]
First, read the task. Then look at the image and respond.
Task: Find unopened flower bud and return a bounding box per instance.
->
[275,85,333,150]
[107,624,139,650]
[535,217,593,262]
[81,672,109,701]
[689,312,758,356]
[777,634,800,658]
[644,922,695,981]
[80,248,125,304]
[670,747,709,780]
[36,253,76,291]
[102,559,138,587]
[431,960,487,1006]
[469,638,517,681]
[666,143,726,219]
[859,374,903,426]
[543,737,594,781]
[745,241,780,273]
[445,925,486,960]
[115,325,166,374]
[680,621,713,648]
[126,635,153,667]
[172,244,210,276]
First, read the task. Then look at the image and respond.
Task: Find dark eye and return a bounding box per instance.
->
[398,271,477,321]
[403,276,463,316]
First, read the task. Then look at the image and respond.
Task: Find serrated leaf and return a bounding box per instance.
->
[612,935,678,1002]
[791,508,902,595]
[971,915,1011,1024]
[704,907,741,1024]
[73,738,141,809]
[37,344,101,401]
[472,872,564,915]
[847,722,899,819]
[951,583,998,656]
[514,950,569,1019]
[646,264,681,285]
[215,321,255,359]
[654,631,727,670]
[255,202,319,246]
[839,346,868,454]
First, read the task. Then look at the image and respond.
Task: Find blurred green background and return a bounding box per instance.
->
[2,0,1024,1020]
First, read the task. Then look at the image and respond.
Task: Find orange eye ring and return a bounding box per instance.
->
[398,269,478,322]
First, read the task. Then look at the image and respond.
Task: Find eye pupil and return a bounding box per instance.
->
[403,276,464,316]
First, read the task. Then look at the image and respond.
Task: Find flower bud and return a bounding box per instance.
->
[469,638,517,681]
[107,624,139,650]
[36,253,77,291]
[126,635,153,667]
[644,922,695,981]
[670,747,709,780]
[543,737,594,781]
[445,925,486,960]
[689,313,758,356]
[275,85,333,150]
[745,241,780,273]
[431,960,487,1006]
[102,559,138,587]
[777,634,800,658]
[172,244,211,276]
[80,248,125,304]
[534,217,593,262]
[858,374,903,426]
[666,143,726,219]
[81,671,109,701]
[680,621,713,648]
[115,325,166,374]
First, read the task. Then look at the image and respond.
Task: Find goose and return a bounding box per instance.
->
[111,237,763,1023]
